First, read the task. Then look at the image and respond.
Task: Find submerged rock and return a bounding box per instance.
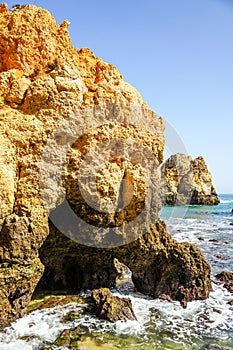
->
[54,326,81,348]
[27,293,84,313]
[0,4,212,328]
[91,288,137,322]
[200,344,230,350]
[161,153,219,206]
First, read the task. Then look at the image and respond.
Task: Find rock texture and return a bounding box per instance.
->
[91,288,137,322]
[215,271,233,293]
[38,219,211,307]
[161,153,219,206]
[0,4,212,328]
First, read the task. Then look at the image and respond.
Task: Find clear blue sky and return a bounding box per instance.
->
[5,0,233,193]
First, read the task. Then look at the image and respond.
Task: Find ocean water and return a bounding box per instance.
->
[0,194,232,350]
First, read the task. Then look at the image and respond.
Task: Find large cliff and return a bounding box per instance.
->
[0,3,211,328]
[161,153,220,206]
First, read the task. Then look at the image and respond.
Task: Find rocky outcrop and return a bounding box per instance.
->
[0,4,211,328]
[215,271,233,293]
[161,153,219,206]
[38,219,211,307]
[91,288,137,322]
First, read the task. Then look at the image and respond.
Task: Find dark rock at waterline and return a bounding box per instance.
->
[209,239,219,243]
[38,220,211,309]
[200,344,230,350]
[215,271,233,293]
[91,288,137,322]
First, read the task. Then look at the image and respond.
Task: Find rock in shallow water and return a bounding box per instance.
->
[54,326,81,348]
[91,288,137,322]
[215,271,233,293]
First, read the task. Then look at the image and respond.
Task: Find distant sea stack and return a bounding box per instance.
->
[0,4,211,328]
[161,153,220,206]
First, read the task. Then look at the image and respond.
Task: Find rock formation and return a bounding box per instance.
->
[91,288,137,322]
[215,271,233,293]
[161,153,219,206]
[0,3,211,328]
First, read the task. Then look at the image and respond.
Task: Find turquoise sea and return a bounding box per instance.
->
[0,194,232,349]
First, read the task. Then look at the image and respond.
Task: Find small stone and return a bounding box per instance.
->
[198,314,211,322]
[212,308,221,314]
[62,311,79,322]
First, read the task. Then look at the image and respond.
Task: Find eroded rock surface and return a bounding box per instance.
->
[91,288,137,322]
[161,153,219,205]
[215,271,233,293]
[0,4,212,328]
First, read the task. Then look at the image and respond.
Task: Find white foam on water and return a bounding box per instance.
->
[220,199,233,204]
[0,302,86,350]
[0,284,232,349]
[0,197,233,349]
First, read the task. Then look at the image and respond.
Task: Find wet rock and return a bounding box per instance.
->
[198,314,212,322]
[159,294,173,302]
[200,344,229,350]
[54,326,81,348]
[91,288,137,322]
[38,219,212,308]
[212,308,221,314]
[62,311,79,323]
[215,271,233,293]
[161,154,219,206]
[27,293,84,313]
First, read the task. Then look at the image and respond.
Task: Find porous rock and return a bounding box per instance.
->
[215,271,233,293]
[91,288,137,322]
[0,4,212,328]
[161,153,219,205]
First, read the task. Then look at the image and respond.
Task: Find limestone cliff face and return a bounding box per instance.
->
[0,4,211,328]
[161,153,219,206]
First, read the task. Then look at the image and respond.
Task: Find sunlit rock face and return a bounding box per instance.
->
[0,4,211,329]
[161,153,220,206]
